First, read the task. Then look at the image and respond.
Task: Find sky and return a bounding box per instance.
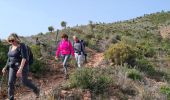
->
[0,0,170,39]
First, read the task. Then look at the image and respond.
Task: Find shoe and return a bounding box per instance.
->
[33,88,40,98]
[9,96,14,100]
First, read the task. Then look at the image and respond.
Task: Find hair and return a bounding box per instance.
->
[73,35,78,39]
[7,33,21,44]
[61,33,68,39]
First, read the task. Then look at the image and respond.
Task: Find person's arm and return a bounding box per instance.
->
[4,58,9,69]
[17,44,27,77]
[2,58,9,74]
[2,45,11,74]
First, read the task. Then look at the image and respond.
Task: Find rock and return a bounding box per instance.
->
[83,90,91,100]
[60,90,68,97]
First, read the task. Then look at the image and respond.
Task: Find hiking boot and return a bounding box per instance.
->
[9,96,14,100]
[33,88,40,98]
[64,74,69,80]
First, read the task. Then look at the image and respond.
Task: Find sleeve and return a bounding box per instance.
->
[20,43,27,59]
[4,58,10,69]
[69,41,75,57]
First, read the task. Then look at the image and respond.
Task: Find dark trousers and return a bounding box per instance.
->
[8,66,37,100]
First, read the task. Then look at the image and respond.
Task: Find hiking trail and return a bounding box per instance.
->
[4,49,104,100]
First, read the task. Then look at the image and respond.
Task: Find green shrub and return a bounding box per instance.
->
[135,58,155,73]
[136,42,156,58]
[110,34,121,44]
[30,59,45,74]
[85,34,95,39]
[104,42,138,66]
[30,45,42,58]
[87,38,98,50]
[127,69,142,81]
[160,86,170,99]
[30,45,45,74]
[161,39,170,55]
[0,42,8,69]
[144,47,156,57]
[136,58,168,81]
[69,68,112,94]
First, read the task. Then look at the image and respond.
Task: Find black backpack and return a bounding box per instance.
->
[9,44,34,66]
[80,40,86,48]
[25,45,34,65]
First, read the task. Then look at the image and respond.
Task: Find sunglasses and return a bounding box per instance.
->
[9,40,15,43]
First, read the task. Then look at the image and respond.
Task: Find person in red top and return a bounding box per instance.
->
[55,33,74,79]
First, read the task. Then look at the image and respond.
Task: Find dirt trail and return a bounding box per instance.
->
[4,49,104,100]
[85,53,104,67]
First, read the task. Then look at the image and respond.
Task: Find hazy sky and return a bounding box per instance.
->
[0,0,170,39]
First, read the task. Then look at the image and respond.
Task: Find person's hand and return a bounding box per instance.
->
[2,68,6,75]
[55,56,58,61]
[16,68,22,77]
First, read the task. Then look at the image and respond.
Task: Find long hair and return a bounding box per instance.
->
[7,33,21,44]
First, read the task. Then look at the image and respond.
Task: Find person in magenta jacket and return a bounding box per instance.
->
[55,33,74,79]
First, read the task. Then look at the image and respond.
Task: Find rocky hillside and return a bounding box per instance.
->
[1,11,170,99]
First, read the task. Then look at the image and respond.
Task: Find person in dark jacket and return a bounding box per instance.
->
[1,33,40,100]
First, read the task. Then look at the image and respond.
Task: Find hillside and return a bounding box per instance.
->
[1,11,170,99]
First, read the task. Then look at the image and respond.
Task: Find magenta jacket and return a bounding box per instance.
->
[56,39,74,57]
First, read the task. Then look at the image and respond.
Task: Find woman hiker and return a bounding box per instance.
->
[55,33,75,79]
[1,33,40,100]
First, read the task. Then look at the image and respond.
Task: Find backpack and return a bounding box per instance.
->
[80,40,86,48]
[25,45,34,65]
[73,40,85,54]
[9,43,34,66]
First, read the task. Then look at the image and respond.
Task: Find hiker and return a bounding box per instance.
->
[35,37,47,58]
[35,37,41,46]
[1,33,40,100]
[55,33,75,79]
[73,35,86,67]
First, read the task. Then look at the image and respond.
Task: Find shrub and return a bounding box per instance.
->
[104,42,138,66]
[29,45,45,74]
[127,69,142,81]
[69,68,112,94]
[87,38,98,50]
[85,34,95,39]
[141,44,156,58]
[30,45,42,58]
[135,58,155,73]
[160,86,170,99]
[110,34,121,44]
[136,58,168,81]
[95,34,102,40]
[30,59,45,74]
[0,42,8,69]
